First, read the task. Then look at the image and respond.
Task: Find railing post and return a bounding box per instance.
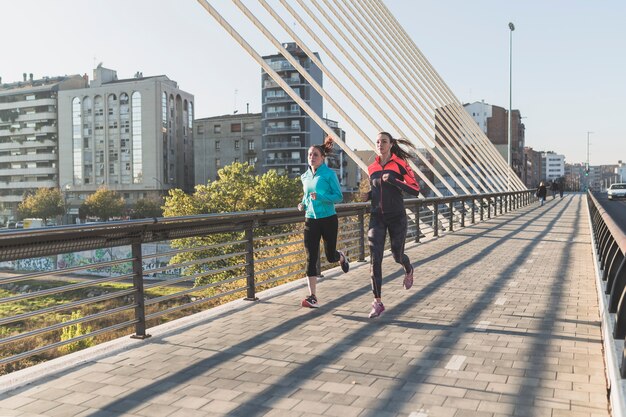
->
[487,198,491,219]
[130,242,150,339]
[471,198,475,224]
[448,201,454,231]
[433,203,439,237]
[415,202,421,243]
[244,223,258,301]
[499,196,503,215]
[358,210,366,261]
[480,197,484,221]
[460,199,465,228]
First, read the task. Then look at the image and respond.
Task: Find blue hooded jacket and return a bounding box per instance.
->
[300,163,343,219]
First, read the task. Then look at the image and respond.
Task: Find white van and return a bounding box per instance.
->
[23,218,44,228]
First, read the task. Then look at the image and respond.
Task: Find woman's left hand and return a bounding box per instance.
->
[382,173,390,182]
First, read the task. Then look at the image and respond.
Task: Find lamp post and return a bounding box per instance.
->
[62,183,71,225]
[508,22,515,190]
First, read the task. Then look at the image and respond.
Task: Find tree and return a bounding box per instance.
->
[81,188,125,221]
[130,198,163,219]
[163,162,302,287]
[17,188,65,224]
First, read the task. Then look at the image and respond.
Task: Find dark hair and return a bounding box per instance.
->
[311,136,334,157]
[379,131,415,161]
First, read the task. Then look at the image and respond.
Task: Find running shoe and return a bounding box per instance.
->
[301,294,319,308]
[403,265,414,290]
[339,251,350,273]
[368,301,385,318]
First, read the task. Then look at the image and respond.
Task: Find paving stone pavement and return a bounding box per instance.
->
[0,194,610,417]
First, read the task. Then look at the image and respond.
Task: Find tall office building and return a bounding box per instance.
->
[0,73,88,222]
[261,43,323,178]
[58,66,194,219]
[541,151,565,182]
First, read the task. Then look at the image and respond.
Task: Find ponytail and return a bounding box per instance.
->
[313,135,335,157]
[379,131,415,161]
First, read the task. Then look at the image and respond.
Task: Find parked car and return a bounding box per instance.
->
[15,221,24,228]
[607,183,626,200]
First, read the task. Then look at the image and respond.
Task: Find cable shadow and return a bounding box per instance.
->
[73,198,573,417]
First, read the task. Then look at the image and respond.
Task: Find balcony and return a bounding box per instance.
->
[264,157,302,165]
[263,78,302,89]
[264,110,301,118]
[0,98,56,111]
[264,140,302,149]
[265,125,301,134]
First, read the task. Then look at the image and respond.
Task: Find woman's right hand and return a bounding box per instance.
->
[297,203,304,211]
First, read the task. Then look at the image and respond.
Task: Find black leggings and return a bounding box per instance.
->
[303,215,341,277]
[368,213,411,298]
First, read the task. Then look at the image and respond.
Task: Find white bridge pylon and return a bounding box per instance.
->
[197,0,526,195]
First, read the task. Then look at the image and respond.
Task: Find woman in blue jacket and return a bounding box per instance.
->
[298,136,349,308]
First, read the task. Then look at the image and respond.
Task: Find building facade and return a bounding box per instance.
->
[463,101,525,178]
[58,66,194,218]
[194,113,262,184]
[261,43,323,178]
[541,151,565,182]
[0,73,88,222]
[523,146,543,188]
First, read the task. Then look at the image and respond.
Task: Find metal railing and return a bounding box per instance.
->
[587,191,626,376]
[0,190,533,371]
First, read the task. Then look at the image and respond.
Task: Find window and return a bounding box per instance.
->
[244,122,254,132]
[215,141,220,151]
[248,157,256,167]
[248,140,254,151]
[234,140,240,150]
[216,158,221,167]
[197,124,205,135]
[231,123,241,133]
[214,124,221,133]
[234,158,239,163]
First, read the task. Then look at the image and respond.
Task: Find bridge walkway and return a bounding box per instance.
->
[0,194,610,417]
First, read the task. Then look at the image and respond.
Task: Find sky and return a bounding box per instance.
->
[1,0,624,166]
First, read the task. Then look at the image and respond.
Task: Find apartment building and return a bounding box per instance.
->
[0,73,88,222]
[194,113,262,184]
[462,101,525,178]
[58,65,194,218]
[261,42,323,178]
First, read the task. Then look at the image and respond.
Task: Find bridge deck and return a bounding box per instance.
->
[0,194,610,417]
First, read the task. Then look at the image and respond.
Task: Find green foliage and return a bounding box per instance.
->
[17,188,65,223]
[163,162,301,287]
[80,187,125,221]
[130,198,163,219]
[60,311,94,353]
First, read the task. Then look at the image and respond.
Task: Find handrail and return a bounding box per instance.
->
[587,191,626,376]
[0,190,533,372]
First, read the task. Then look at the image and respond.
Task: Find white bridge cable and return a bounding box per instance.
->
[195,0,369,173]
[287,0,462,197]
[198,0,525,198]
[238,0,442,197]
[366,0,521,190]
[335,0,495,195]
[307,0,472,195]
[372,1,526,191]
[357,0,509,192]
[244,0,452,229]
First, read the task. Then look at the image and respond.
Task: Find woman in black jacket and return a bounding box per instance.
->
[536,181,547,206]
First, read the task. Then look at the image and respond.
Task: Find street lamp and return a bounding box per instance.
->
[508,22,515,190]
[61,183,71,225]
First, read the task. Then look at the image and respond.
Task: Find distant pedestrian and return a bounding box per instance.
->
[550,180,558,199]
[536,181,547,206]
[559,182,564,198]
[298,136,350,309]
[362,132,420,318]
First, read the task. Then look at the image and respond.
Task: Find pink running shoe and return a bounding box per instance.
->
[368,301,385,318]
[403,265,414,290]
